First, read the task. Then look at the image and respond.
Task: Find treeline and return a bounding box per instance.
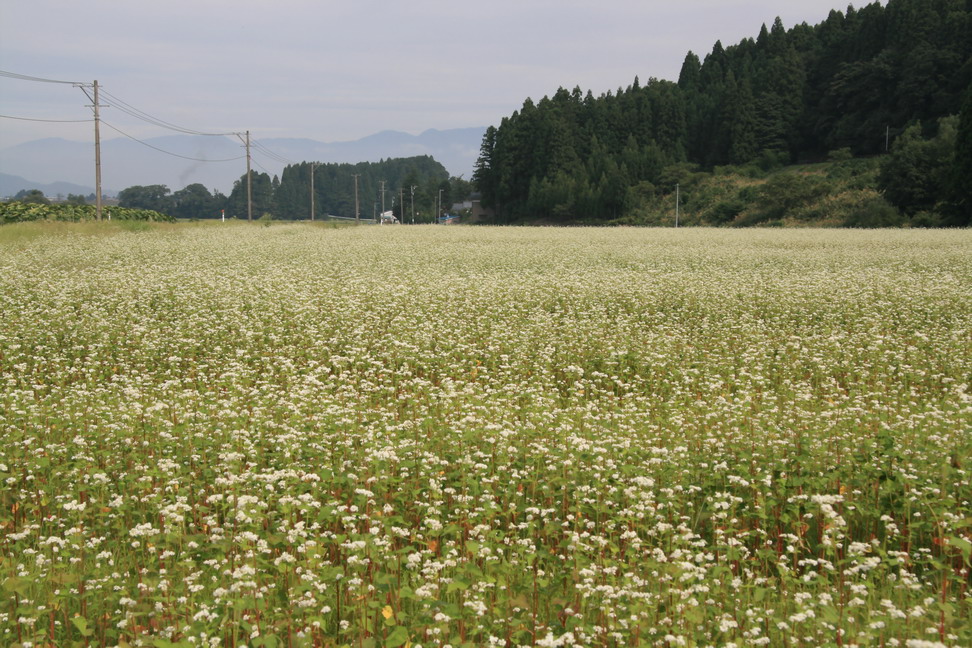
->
[473,0,971,225]
[117,156,469,221]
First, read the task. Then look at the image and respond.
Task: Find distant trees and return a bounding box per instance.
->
[947,84,972,225]
[118,185,171,213]
[473,0,972,224]
[14,189,50,205]
[100,156,460,221]
[877,113,970,226]
[225,173,273,220]
[172,183,223,220]
[271,156,452,222]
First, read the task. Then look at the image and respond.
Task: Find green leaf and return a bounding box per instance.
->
[2,576,29,596]
[947,535,972,564]
[385,625,409,648]
[71,615,94,637]
[446,578,470,594]
[821,605,840,624]
[398,586,416,600]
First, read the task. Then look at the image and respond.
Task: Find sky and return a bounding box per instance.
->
[1,0,856,151]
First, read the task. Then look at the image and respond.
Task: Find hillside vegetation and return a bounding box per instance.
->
[614,155,901,228]
[473,0,971,226]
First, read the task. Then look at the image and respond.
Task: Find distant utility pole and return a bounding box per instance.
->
[399,187,404,223]
[410,185,416,224]
[675,183,680,228]
[437,189,443,224]
[246,131,252,222]
[352,174,360,223]
[310,162,316,221]
[885,125,890,152]
[379,180,387,214]
[235,131,254,221]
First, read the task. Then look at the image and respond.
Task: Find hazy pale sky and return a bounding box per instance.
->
[1,0,855,149]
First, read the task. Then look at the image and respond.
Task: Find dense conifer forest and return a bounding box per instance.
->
[473,0,971,226]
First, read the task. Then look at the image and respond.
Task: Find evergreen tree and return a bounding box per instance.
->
[946,84,972,225]
[172,183,219,219]
[471,0,971,223]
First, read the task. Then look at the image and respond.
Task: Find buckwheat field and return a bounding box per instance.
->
[1,223,970,648]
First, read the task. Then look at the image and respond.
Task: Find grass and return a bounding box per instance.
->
[1,223,970,647]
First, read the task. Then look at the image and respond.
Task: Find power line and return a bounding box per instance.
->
[0,113,92,123]
[0,69,86,85]
[250,139,294,165]
[98,88,236,137]
[250,158,272,175]
[101,120,245,162]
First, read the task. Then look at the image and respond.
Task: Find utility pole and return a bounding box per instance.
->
[93,80,103,221]
[310,162,316,221]
[399,187,404,223]
[410,185,416,224]
[437,189,443,224]
[675,183,679,228]
[352,174,360,223]
[379,180,386,214]
[78,80,104,220]
[245,130,252,222]
[885,125,890,152]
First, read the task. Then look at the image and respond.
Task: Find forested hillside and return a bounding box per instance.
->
[473,0,971,226]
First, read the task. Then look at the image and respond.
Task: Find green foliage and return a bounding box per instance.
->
[946,83,972,225]
[272,156,451,222]
[0,201,174,224]
[473,0,971,224]
[225,172,274,220]
[14,188,50,204]
[754,172,831,220]
[172,183,222,220]
[878,115,958,217]
[620,157,903,228]
[118,184,172,214]
[1,226,969,645]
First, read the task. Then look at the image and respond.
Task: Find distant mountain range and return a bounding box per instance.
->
[0,127,486,198]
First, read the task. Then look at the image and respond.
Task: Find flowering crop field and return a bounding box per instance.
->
[1,223,970,648]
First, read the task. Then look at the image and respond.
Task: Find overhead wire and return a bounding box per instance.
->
[0,114,92,123]
[250,139,294,165]
[98,88,236,137]
[250,158,272,175]
[101,120,245,163]
[0,70,86,85]
[3,69,296,176]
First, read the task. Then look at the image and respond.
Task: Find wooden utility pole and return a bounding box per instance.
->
[675,183,680,228]
[310,162,316,221]
[399,187,403,223]
[93,80,103,221]
[352,174,360,223]
[245,130,253,221]
[379,180,386,214]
